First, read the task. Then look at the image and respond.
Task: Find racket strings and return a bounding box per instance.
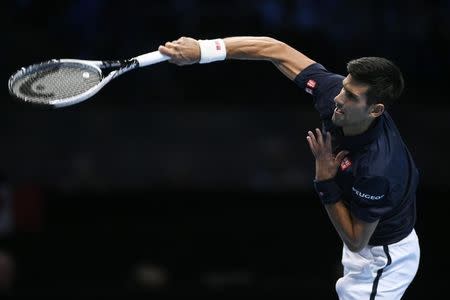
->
[10,62,102,104]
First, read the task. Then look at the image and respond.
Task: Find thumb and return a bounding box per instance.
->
[335,150,350,164]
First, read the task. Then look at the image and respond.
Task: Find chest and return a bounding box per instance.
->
[335,156,356,203]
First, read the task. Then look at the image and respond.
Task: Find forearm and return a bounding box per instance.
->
[324,201,357,249]
[313,180,379,253]
[224,36,283,60]
[324,201,370,252]
[224,36,315,80]
[308,130,379,253]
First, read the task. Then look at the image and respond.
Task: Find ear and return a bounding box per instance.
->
[369,103,385,118]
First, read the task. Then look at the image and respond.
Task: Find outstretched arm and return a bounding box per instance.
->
[158,36,316,80]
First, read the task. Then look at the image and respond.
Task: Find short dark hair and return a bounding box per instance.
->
[347,57,404,107]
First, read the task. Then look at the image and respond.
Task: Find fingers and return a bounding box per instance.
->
[172,37,184,44]
[306,129,336,157]
[158,41,181,64]
[158,46,177,64]
[307,129,324,147]
[315,128,324,147]
[159,37,200,66]
[158,45,172,56]
[307,130,318,154]
[306,134,316,155]
[165,41,178,50]
[162,38,184,50]
[326,131,332,150]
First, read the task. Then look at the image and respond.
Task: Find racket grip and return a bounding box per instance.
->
[135,51,170,67]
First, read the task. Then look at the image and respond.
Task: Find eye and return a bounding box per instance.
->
[345,91,358,101]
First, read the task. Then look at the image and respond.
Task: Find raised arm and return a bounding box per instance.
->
[158,36,316,80]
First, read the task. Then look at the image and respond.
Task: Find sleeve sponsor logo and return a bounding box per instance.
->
[340,157,352,171]
[307,79,317,89]
[352,187,385,201]
[305,79,317,95]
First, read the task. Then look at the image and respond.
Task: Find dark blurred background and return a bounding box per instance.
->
[0,0,449,298]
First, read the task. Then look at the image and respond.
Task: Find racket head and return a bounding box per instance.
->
[8,59,105,108]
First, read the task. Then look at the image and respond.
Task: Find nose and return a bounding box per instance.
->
[334,91,344,106]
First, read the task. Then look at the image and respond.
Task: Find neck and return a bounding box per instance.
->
[342,118,375,136]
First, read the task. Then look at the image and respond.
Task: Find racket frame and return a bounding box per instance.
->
[8,51,169,108]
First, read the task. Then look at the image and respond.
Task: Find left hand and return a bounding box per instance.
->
[306,128,349,181]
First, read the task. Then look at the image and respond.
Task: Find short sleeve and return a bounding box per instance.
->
[350,176,391,223]
[294,63,345,119]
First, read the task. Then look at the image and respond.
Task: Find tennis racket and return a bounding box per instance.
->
[8,50,170,108]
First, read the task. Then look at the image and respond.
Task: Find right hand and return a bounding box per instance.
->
[306,129,349,181]
[158,37,201,66]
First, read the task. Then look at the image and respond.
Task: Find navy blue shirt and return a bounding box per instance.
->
[295,63,418,245]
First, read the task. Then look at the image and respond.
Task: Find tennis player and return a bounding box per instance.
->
[159,36,420,299]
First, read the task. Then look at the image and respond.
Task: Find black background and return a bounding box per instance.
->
[0,0,449,298]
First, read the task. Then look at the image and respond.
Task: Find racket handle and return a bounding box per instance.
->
[135,51,170,67]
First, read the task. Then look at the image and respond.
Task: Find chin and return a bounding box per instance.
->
[332,114,343,127]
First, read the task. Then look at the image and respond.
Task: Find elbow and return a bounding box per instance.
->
[260,36,284,46]
[256,37,286,61]
[346,244,364,253]
[269,41,289,62]
[345,240,368,253]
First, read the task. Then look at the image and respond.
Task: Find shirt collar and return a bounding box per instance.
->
[341,116,384,150]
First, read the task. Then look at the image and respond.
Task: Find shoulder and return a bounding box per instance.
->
[353,150,388,178]
[295,63,345,119]
[354,116,394,176]
[350,174,391,223]
[294,63,345,92]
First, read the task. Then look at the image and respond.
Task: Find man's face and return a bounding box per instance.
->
[332,75,372,128]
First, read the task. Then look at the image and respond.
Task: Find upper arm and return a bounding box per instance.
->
[348,175,391,251]
[294,63,344,118]
[351,176,391,222]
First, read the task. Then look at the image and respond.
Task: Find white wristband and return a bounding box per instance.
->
[198,39,227,64]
